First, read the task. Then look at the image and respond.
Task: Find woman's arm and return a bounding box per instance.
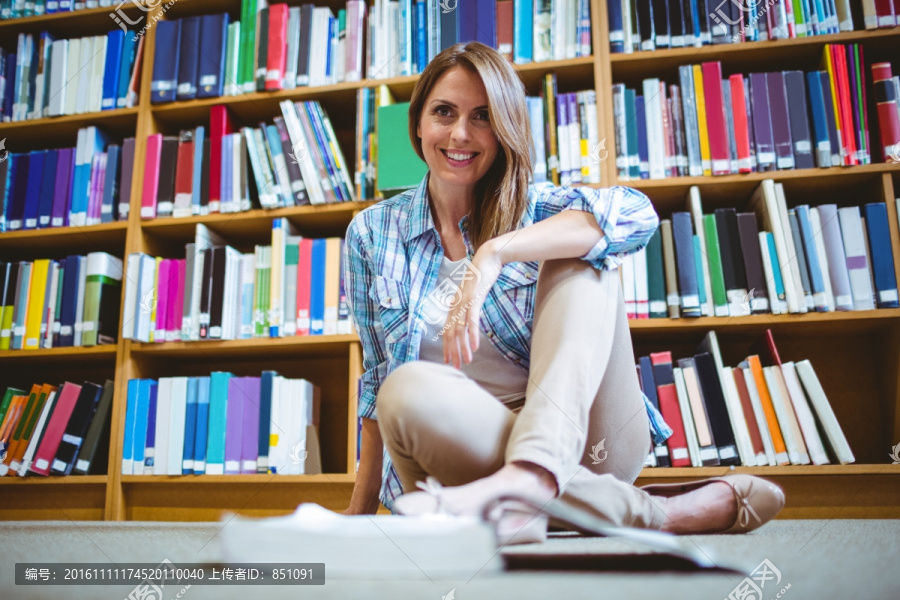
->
[342,418,384,515]
[484,209,605,266]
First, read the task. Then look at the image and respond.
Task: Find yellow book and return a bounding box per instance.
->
[544,73,559,185]
[23,259,49,350]
[820,45,843,166]
[693,64,712,176]
[323,237,341,335]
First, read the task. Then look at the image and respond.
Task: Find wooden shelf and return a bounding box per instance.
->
[0,475,107,485]
[0,345,117,363]
[0,5,149,41]
[128,334,358,359]
[0,221,128,259]
[0,108,140,151]
[121,473,356,484]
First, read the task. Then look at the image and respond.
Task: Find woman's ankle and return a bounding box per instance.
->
[502,461,559,498]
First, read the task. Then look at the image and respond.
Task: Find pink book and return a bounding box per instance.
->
[169,259,186,342]
[296,238,313,336]
[701,61,731,176]
[30,383,82,476]
[87,154,102,224]
[155,259,171,344]
[344,1,367,81]
[141,133,163,219]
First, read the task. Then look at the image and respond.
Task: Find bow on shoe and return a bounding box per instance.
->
[415,476,448,514]
[731,481,762,528]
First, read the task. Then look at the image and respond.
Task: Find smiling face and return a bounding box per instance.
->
[416,66,500,203]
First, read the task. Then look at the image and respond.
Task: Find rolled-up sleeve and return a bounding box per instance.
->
[531,183,659,270]
[343,216,388,420]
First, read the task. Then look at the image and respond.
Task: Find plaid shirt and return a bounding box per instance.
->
[342,174,672,511]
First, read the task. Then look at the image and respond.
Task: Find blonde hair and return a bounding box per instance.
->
[408,42,533,252]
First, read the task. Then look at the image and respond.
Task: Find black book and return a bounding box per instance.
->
[74,380,114,475]
[651,0,670,48]
[681,0,695,45]
[696,0,711,45]
[736,212,770,314]
[784,71,815,170]
[636,0,656,51]
[256,7,270,92]
[671,212,701,317]
[208,245,228,339]
[668,0,685,47]
[198,247,214,339]
[709,0,730,44]
[296,4,314,86]
[714,208,748,311]
[51,382,104,475]
[274,116,309,206]
[676,357,720,466]
[639,356,671,467]
[691,352,740,466]
[729,0,743,42]
[156,136,179,218]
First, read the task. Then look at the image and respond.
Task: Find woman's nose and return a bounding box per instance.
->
[450,117,471,143]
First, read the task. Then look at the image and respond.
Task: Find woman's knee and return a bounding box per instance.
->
[376,361,440,422]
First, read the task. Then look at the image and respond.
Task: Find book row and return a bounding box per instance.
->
[0,252,123,351]
[640,330,854,469]
[140,101,354,221]
[613,47,896,183]
[0,380,113,477]
[0,132,135,232]
[1,29,143,122]
[122,223,350,343]
[623,182,897,319]
[607,0,859,54]
[1,0,116,19]
[122,372,322,476]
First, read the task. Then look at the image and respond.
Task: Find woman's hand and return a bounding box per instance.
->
[442,240,505,368]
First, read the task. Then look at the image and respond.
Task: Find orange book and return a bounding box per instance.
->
[3,384,44,474]
[747,355,790,465]
[0,395,27,454]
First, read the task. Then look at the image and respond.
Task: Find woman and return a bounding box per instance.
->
[341,42,784,544]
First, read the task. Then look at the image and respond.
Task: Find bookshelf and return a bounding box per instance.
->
[1,0,899,522]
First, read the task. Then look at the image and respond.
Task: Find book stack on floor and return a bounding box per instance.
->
[612,47,900,181]
[0,29,143,121]
[121,223,350,344]
[607,0,859,53]
[0,252,123,350]
[618,181,898,319]
[1,131,136,231]
[140,101,354,221]
[0,380,113,477]
[640,330,855,468]
[121,372,321,476]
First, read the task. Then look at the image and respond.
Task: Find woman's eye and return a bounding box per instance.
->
[475,110,490,121]
[434,106,452,117]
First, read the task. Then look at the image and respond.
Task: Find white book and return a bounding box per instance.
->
[763,366,810,465]
[774,183,809,313]
[633,247,649,319]
[642,79,666,180]
[72,255,87,347]
[345,1,366,81]
[268,375,286,472]
[88,34,107,113]
[224,22,241,96]
[227,247,244,339]
[673,367,702,468]
[679,361,718,465]
[780,362,830,466]
[718,366,757,466]
[153,378,173,476]
[838,206,876,310]
[584,90,601,183]
[64,37,81,116]
[279,100,326,205]
[166,377,189,475]
[748,180,801,313]
[688,186,715,317]
[809,207,835,312]
[309,8,333,87]
[741,366,778,467]
[48,40,68,117]
[284,7,301,89]
[74,36,93,115]
[41,261,60,348]
[795,359,855,464]
[134,254,156,343]
[17,390,57,476]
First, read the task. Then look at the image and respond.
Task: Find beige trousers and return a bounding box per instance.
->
[377,258,667,530]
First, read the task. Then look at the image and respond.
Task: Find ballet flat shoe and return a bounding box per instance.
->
[641,474,785,534]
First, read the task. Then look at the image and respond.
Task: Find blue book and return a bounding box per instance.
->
[806,70,831,168]
[101,144,120,223]
[688,0,702,44]
[514,0,533,62]
[1,154,16,231]
[221,133,232,210]
[257,371,277,473]
[116,35,138,109]
[37,149,57,228]
[192,125,205,214]
[440,2,459,51]
[796,205,826,311]
[765,232,786,306]
[132,379,153,474]
[182,377,199,474]
[23,150,44,230]
[475,0,496,48]
[606,0,625,53]
[121,379,140,474]
[57,255,80,347]
[206,371,233,475]
[310,238,327,335]
[7,153,28,230]
[176,16,201,101]
[818,71,840,167]
[635,95,650,179]
[68,127,110,227]
[141,381,159,473]
[415,0,426,73]
[193,376,211,473]
[197,13,229,99]
[672,212,701,317]
[863,203,899,308]
[151,19,181,104]
[101,29,124,111]
[459,0,478,43]
[264,124,291,206]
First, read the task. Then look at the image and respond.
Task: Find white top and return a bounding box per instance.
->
[418,256,529,406]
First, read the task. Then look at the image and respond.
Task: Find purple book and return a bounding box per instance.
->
[87,154,104,225]
[765,71,794,171]
[749,73,775,172]
[224,377,244,474]
[240,377,261,474]
[51,148,74,228]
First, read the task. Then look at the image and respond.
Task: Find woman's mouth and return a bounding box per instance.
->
[441,149,478,167]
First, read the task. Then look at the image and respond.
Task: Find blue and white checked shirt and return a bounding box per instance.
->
[342,174,672,511]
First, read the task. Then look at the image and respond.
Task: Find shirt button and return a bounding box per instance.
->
[384,297,392,306]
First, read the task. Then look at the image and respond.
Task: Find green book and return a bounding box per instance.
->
[0,386,26,428]
[703,214,729,317]
[376,102,428,197]
[81,253,124,347]
[3,384,41,472]
[239,0,259,92]
[692,235,707,315]
[224,21,240,95]
[645,228,667,318]
[254,246,266,338]
[792,0,807,37]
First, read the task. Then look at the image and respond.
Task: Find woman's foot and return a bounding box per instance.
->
[654,481,740,534]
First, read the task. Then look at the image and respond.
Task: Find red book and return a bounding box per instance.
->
[732,366,766,464]
[875,0,896,27]
[140,133,162,219]
[701,61,730,176]
[832,45,858,166]
[265,3,289,91]
[649,351,691,467]
[729,75,752,173]
[30,383,81,476]
[173,132,194,216]
[496,1,513,61]
[872,63,899,163]
[296,238,313,336]
[209,105,235,210]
